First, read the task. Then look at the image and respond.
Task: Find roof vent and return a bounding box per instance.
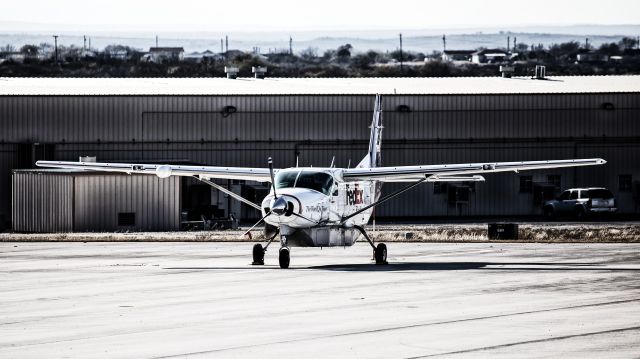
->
[252,66,267,79]
[79,156,96,162]
[533,65,546,80]
[225,66,239,79]
[499,65,514,78]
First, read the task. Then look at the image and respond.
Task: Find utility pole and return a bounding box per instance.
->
[155,35,158,48]
[399,33,403,74]
[585,38,589,50]
[513,36,517,52]
[88,37,91,51]
[83,35,86,52]
[507,36,510,51]
[442,34,446,51]
[52,35,59,63]
[289,36,293,55]
[220,38,223,53]
[225,35,228,53]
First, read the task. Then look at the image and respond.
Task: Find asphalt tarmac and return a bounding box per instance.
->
[1,242,640,358]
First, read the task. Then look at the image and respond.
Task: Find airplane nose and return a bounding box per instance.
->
[271,197,288,216]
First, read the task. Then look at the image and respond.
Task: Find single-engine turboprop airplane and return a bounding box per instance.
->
[37,95,606,268]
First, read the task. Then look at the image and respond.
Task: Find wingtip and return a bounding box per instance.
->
[598,158,607,165]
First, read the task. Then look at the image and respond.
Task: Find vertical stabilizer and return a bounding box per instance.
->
[356,95,383,169]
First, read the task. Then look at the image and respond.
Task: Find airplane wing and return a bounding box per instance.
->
[35,160,272,182]
[341,158,606,182]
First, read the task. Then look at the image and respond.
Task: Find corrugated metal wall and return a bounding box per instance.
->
[12,171,74,232]
[73,174,180,232]
[11,171,179,232]
[74,174,180,232]
[1,93,639,224]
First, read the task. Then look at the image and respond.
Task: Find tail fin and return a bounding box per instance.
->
[356,94,383,169]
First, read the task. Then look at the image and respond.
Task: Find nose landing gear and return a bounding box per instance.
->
[278,235,290,269]
[279,247,290,269]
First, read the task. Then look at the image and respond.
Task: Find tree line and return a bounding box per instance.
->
[1,37,639,77]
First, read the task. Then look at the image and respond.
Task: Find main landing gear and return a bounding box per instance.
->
[251,228,279,266]
[354,225,387,265]
[252,243,265,265]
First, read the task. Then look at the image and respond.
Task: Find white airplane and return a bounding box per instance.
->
[37,95,606,268]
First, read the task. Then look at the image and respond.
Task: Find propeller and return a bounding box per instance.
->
[242,156,278,239]
[268,157,277,199]
[241,156,318,239]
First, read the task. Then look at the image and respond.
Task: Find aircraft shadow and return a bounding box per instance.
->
[308,262,638,272]
[165,262,639,272]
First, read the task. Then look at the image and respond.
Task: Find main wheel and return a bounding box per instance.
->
[252,243,264,265]
[374,243,387,265]
[574,207,586,221]
[279,247,290,269]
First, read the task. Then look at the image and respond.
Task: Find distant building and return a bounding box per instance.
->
[107,50,130,61]
[80,50,97,60]
[184,50,221,63]
[146,47,184,63]
[442,50,474,62]
[576,51,609,63]
[0,52,25,63]
[472,49,510,64]
[623,49,640,59]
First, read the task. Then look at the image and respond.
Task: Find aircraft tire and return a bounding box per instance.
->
[252,243,264,265]
[279,247,290,269]
[375,243,387,265]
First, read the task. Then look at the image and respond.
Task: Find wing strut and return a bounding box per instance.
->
[341,176,428,223]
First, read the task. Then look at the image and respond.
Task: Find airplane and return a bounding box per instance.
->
[36,95,607,269]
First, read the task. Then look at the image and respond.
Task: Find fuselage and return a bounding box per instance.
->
[260,168,380,247]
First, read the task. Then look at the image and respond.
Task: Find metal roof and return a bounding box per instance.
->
[1,75,639,96]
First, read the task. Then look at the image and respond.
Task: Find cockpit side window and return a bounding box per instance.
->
[295,172,334,195]
[274,171,298,190]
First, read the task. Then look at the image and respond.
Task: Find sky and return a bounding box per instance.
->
[1,0,639,32]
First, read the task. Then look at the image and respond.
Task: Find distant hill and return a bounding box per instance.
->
[0,24,638,54]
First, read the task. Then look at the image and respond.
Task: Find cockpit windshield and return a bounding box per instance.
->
[274,170,334,195]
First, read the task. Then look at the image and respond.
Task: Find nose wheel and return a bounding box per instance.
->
[279,247,290,269]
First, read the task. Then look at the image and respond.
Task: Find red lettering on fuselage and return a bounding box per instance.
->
[345,184,364,205]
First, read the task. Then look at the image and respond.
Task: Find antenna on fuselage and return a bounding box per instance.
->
[347,159,351,168]
[330,156,335,168]
[268,157,277,199]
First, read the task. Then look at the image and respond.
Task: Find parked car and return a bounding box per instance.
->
[543,188,617,220]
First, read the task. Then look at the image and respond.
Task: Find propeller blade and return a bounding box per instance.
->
[268,157,277,199]
[240,212,272,239]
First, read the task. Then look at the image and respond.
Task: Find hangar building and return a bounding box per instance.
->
[1,76,639,231]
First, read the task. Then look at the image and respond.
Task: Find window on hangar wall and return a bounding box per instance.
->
[519,176,533,193]
[619,174,632,192]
